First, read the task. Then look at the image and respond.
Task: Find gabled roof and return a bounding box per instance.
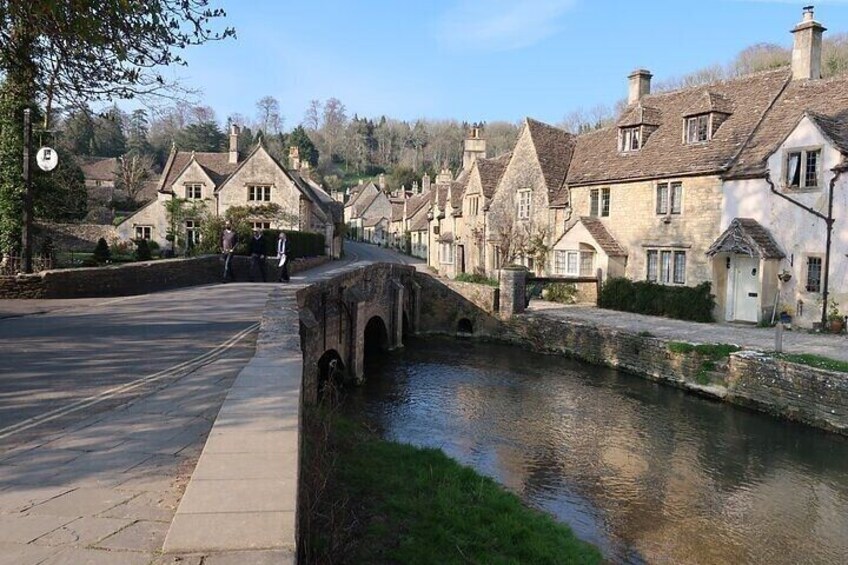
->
[525,118,575,206]
[684,91,734,117]
[476,152,511,199]
[450,169,471,210]
[406,189,431,217]
[162,151,238,192]
[567,69,791,185]
[391,201,404,222]
[728,74,848,177]
[579,217,627,256]
[617,104,662,127]
[353,190,379,217]
[363,215,387,228]
[706,218,785,259]
[80,157,119,181]
[409,212,429,232]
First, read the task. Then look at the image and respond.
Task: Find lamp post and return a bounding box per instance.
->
[22,108,33,274]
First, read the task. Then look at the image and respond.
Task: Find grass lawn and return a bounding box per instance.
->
[667,341,741,359]
[301,409,602,564]
[777,353,848,373]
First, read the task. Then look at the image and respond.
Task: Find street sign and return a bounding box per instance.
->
[36,146,58,172]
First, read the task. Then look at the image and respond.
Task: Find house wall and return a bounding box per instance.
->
[723,119,848,326]
[117,193,172,247]
[461,169,487,274]
[568,174,724,286]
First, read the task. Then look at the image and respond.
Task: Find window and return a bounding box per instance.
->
[685,114,710,143]
[134,225,152,240]
[647,249,686,284]
[469,196,479,216]
[185,183,202,200]
[518,190,531,220]
[620,127,641,152]
[590,188,610,217]
[785,149,821,189]
[440,243,454,264]
[252,221,271,231]
[806,256,822,293]
[554,250,595,276]
[185,220,201,245]
[656,182,683,215]
[248,185,272,201]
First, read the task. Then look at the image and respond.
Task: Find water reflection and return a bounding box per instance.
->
[345,337,848,564]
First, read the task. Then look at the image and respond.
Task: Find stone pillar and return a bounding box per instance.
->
[499,266,527,317]
[350,301,365,384]
[410,279,421,334]
[391,280,404,349]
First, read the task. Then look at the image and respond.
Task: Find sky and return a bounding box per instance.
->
[150,0,848,127]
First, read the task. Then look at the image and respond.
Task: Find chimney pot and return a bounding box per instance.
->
[791,6,826,80]
[228,124,240,164]
[627,69,652,105]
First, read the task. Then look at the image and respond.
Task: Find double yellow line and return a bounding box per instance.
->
[0,322,260,442]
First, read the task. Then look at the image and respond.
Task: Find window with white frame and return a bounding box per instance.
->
[590,188,610,217]
[185,220,201,245]
[248,185,272,201]
[656,182,683,215]
[620,126,641,152]
[554,250,595,276]
[685,114,710,144]
[646,249,686,284]
[134,225,152,240]
[185,183,202,200]
[806,256,822,292]
[785,148,821,189]
[517,190,531,220]
[439,242,454,264]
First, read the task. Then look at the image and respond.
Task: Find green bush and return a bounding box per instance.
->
[92,238,110,264]
[599,277,715,322]
[454,272,498,287]
[260,229,325,257]
[542,282,577,304]
[134,239,152,261]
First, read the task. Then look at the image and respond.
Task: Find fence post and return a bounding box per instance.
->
[499,265,527,317]
[595,268,603,306]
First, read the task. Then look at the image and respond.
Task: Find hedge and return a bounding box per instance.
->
[259,229,325,258]
[598,277,715,322]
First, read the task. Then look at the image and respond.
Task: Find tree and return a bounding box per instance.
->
[175,121,226,152]
[91,106,127,157]
[92,237,110,264]
[256,96,283,135]
[321,98,347,162]
[289,125,319,167]
[33,147,87,222]
[126,109,153,156]
[303,99,322,131]
[116,153,154,204]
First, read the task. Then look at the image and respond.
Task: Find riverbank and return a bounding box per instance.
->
[299,405,602,564]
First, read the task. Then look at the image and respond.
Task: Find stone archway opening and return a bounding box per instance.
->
[402,312,411,340]
[364,316,389,355]
[457,317,474,335]
[317,349,346,402]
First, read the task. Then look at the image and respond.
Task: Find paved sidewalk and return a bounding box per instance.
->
[529,301,848,362]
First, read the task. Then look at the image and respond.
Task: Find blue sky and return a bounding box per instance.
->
[163,0,848,126]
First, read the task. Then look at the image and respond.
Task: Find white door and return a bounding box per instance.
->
[732,256,760,322]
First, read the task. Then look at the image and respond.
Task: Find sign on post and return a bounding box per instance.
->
[36,146,59,172]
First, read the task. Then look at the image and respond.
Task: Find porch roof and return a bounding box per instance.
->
[706,218,785,259]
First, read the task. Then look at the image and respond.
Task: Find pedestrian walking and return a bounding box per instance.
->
[221,221,237,282]
[248,228,267,282]
[277,232,291,282]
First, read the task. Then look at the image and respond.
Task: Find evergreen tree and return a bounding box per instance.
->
[289,125,319,166]
[175,121,226,152]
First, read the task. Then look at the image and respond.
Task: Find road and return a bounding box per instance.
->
[0,241,418,451]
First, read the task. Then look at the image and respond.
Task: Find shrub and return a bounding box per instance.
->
[261,229,325,257]
[455,272,498,287]
[542,282,577,304]
[599,277,715,322]
[134,239,152,261]
[92,238,110,264]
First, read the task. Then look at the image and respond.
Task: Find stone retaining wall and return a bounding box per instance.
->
[0,255,330,299]
[415,273,501,335]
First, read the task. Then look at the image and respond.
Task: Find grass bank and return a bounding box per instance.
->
[776,352,848,373]
[300,406,602,564]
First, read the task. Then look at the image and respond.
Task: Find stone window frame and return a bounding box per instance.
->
[656,181,684,216]
[783,146,822,191]
[684,114,711,144]
[134,225,152,240]
[589,188,610,217]
[247,184,273,202]
[517,189,532,220]
[468,195,480,216]
[646,248,687,285]
[185,183,203,200]
[805,254,823,293]
[439,242,454,265]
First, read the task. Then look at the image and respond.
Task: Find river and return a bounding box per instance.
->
[343,337,848,564]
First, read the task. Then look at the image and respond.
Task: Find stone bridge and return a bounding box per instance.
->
[297,263,420,402]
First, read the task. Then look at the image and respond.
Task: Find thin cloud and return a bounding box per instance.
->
[436,0,576,52]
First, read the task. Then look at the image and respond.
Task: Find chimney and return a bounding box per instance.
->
[412,180,419,194]
[791,6,826,80]
[436,167,453,185]
[378,173,386,191]
[288,146,300,170]
[422,173,431,193]
[228,123,240,164]
[627,69,652,105]
[462,122,487,170]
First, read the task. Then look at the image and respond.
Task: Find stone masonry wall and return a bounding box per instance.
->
[415,273,501,336]
[0,255,329,299]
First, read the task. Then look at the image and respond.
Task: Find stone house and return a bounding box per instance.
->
[457,153,510,274]
[80,156,157,224]
[429,168,469,277]
[118,125,342,257]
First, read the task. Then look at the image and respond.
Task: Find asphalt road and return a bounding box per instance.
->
[0,242,418,449]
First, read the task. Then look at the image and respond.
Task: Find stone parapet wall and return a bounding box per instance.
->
[415,273,501,335]
[36,222,120,251]
[0,255,330,299]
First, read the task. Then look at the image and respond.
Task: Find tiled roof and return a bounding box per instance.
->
[684,91,734,117]
[438,231,454,243]
[580,216,627,256]
[353,190,379,217]
[729,75,848,176]
[162,151,238,191]
[706,218,785,259]
[525,118,575,207]
[363,216,386,228]
[450,169,471,210]
[476,152,511,199]
[409,211,429,232]
[567,69,791,186]
[80,157,119,181]
[391,201,404,222]
[617,104,662,127]
[406,190,431,217]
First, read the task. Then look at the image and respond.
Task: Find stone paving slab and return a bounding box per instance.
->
[164,512,295,553]
[40,547,152,565]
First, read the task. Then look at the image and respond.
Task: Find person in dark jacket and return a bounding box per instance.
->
[221,221,238,282]
[276,232,291,282]
[248,229,267,282]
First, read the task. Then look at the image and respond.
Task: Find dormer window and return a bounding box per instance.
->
[685,114,710,144]
[620,127,641,152]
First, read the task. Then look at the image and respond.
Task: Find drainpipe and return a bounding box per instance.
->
[765,167,842,328]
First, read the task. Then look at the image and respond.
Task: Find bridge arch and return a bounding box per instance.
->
[457,317,474,335]
[364,315,389,354]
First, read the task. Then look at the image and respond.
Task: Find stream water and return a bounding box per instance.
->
[343,337,848,564]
